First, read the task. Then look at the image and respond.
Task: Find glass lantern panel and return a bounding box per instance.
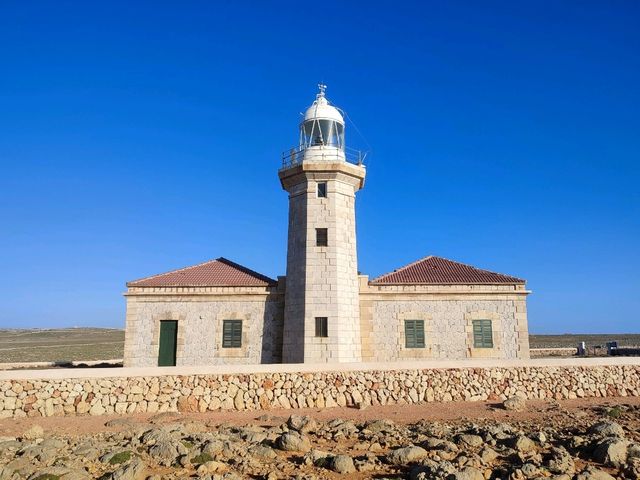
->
[301,119,344,148]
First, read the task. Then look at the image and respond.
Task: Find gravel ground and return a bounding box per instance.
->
[1,397,638,479]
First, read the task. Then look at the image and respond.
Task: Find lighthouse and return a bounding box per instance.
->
[279,85,366,363]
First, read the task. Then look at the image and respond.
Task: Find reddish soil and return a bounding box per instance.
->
[1,396,638,438]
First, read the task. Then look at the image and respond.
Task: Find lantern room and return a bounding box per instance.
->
[300,84,345,150]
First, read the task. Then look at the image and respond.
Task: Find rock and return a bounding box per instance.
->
[287,415,317,433]
[330,455,356,474]
[249,445,277,459]
[364,419,395,433]
[89,403,105,416]
[76,401,90,414]
[148,440,178,466]
[457,434,484,448]
[22,424,44,440]
[196,460,228,474]
[110,457,147,480]
[520,463,541,478]
[303,449,332,467]
[575,467,616,480]
[593,438,630,466]
[546,446,575,474]
[589,420,625,438]
[276,431,312,452]
[386,445,429,465]
[503,395,527,412]
[453,466,485,480]
[27,467,91,480]
[480,447,499,463]
[511,435,537,453]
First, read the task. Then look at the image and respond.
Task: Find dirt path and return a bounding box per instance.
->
[2,396,638,437]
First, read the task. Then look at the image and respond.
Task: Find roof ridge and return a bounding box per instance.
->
[370,254,525,285]
[127,258,221,286]
[371,255,435,283]
[215,257,276,284]
[432,255,521,279]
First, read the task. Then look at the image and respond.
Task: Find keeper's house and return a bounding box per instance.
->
[123,87,530,367]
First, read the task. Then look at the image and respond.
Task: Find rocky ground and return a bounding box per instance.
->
[0,398,638,480]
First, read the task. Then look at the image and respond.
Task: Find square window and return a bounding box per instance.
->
[404,320,425,348]
[317,182,327,198]
[472,320,493,348]
[222,320,242,348]
[316,228,328,246]
[315,317,328,337]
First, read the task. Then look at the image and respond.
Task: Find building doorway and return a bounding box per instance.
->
[158,320,178,366]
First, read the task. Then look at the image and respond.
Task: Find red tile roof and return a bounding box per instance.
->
[127,257,276,287]
[370,256,525,285]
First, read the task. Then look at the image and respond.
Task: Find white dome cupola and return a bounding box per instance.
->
[300,84,345,150]
[281,84,368,167]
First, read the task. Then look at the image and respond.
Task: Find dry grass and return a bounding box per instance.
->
[0,328,124,363]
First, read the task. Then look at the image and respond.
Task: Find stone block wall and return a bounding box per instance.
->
[279,162,366,363]
[124,286,284,367]
[1,363,638,418]
[360,282,530,361]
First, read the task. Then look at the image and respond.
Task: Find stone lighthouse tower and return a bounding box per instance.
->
[279,85,366,363]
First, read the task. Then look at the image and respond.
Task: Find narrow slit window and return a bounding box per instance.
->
[472,319,493,348]
[222,320,242,348]
[404,320,425,348]
[315,317,328,337]
[316,228,328,246]
[317,182,327,198]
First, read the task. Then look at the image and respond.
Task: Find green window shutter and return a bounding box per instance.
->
[415,320,425,348]
[222,320,242,348]
[405,320,425,348]
[472,320,493,348]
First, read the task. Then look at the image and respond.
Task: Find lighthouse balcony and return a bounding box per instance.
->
[280,145,365,170]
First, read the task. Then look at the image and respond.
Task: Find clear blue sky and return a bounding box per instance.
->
[1,1,638,333]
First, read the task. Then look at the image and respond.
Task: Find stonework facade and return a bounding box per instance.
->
[124,285,284,368]
[359,281,530,362]
[279,162,365,364]
[122,88,531,367]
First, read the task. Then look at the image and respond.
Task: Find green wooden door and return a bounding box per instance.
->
[158,320,177,366]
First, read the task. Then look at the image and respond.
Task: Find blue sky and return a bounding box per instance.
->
[1,1,638,333]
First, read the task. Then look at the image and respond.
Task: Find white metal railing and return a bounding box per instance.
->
[281,145,366,169]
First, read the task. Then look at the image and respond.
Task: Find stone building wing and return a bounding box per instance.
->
[370,256,525,285]
[127,257,276,287]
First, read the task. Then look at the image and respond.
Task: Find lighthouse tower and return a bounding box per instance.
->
[279,85,366,363]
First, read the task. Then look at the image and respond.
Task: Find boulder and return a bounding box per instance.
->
[457,434,484,448]
[546,446,575,474]
[588,420,625,438]
[330,455,356,474]
[503,395,527,412]
[575,467,616,480]
[110,457,147,480]
[453,466,485,480]
[386,446,429,465]
[276,431,312,453]
[593,439,630,466]
[287,415,317,433]
[511,435,537,453]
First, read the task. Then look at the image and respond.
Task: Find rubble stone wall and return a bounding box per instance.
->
[1,363,638,418]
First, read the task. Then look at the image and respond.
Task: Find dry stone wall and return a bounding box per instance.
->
[1,363,639,419]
